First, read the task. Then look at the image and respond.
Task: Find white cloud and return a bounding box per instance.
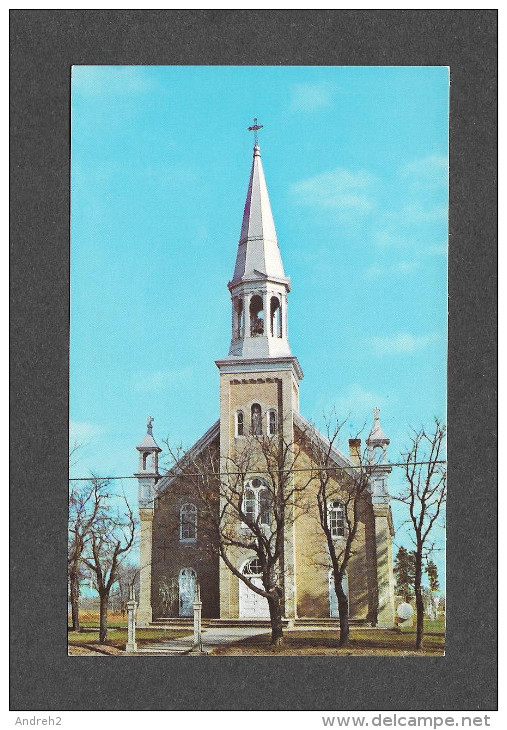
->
[289,81,336,112]
[72,66,155,96]
[334,385,386,421]
[69,420,104,445]
[401,203,447,224]
[290,167,376,217]
[370,332,441,356]
[380,202,447,229]
[401,155,448,190]
[133,367,193,392]
[363,261,419,280]
[374,230,412,248]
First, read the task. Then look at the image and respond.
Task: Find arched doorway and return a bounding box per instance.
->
[179,568,196,617]
[329,570,349,618]
[239,558,270,618]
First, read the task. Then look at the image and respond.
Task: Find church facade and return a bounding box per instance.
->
[135,139,396,628]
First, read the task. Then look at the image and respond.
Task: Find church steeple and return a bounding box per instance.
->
[230,144,288,287]
[227,128,293,360]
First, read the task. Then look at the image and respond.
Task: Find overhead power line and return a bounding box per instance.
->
[69,460,446,481]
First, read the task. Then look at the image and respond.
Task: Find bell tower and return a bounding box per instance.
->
[215,124,303,439]
[215,122,303,619]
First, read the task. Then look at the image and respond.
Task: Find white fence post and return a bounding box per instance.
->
[193,583,203,651]
[126,584,138,652]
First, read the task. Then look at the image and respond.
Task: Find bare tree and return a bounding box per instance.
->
[68,478,108,631]
[158,576,179,617]
[111,563,140,617]
[303,418,373,647]
[81,491,136,643]
[395,419,446,650]
[165,422,313,646]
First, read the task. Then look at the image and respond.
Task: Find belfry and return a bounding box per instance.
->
[135,124,396,628]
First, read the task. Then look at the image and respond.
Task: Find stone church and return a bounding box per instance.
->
[134,137,395,628]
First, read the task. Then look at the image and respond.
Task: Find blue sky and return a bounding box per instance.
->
[71,66,448,588]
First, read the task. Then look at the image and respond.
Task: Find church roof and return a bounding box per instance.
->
[366,408,390,445]
[293,412,353,469]
[155,419,220,497]
[155,413,355,498]
[136,418,162,452]
[136,433,162,451]
[230,145,288,288]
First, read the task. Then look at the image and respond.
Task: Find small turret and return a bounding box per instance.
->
[366,407,391,504]
[366,407,390,465]
[135,416,161,626]
[135,415,162,477]
[367,407,395,627]
[135,416,161,508]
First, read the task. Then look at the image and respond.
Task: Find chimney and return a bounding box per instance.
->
[349,438,361,466]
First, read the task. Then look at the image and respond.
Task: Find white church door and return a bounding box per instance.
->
[329,570,349,618]
[179,568,196,617]
[239,558,270,619]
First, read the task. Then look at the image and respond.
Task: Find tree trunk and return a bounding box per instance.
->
[414,552,424,650]
[336,580,350,647]
[69,571,80,632]
[267,594,284,646]
[99,591,109,644]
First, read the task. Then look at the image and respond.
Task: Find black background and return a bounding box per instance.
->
[10,9,497,711]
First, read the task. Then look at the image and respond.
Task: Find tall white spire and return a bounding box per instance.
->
[230,145,288,287]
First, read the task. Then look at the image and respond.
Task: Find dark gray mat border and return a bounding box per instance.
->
[10,9,497,712]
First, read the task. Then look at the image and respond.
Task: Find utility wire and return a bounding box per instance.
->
[69,460,446,481]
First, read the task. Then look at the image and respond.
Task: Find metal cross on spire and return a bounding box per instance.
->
[248,117,263,146]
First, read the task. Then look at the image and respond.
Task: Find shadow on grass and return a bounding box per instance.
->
[210,626,445,656]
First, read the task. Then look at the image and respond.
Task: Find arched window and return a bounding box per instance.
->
[328,501,345,539]
[235,410,245,437]
[267,409,277,436]
[250,295,264,336]
[270,297,282,338]
[259,488,271,526]
[179,568,197,616]
[235,297,244,339]
[243,489,256,523]
[251,403,262,435]
[180,503,197,542]
[242,478,271,528]
[243,557,263,576]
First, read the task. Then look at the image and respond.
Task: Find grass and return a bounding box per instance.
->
[68,612,444,656]
[68,612,191,653]
[68,611,127,628]
[210,620,445,656]
[68,628,191,649]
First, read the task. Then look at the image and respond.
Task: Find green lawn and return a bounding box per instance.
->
[211,620,445,656]
[68,628,191,649]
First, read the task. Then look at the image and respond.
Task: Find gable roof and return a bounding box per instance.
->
[154,411,356,499]
[293,412,354,470]
[155,419,220,497]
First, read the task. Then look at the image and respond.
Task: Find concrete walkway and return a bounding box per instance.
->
[133,625,271,655]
